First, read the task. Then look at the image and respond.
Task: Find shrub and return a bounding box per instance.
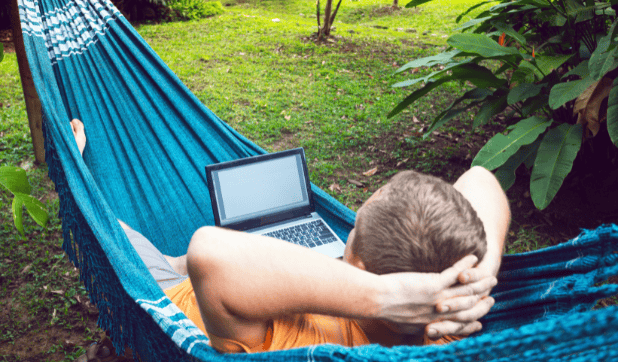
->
[0,166,49,237]
[390,0,618,210]
[168,0,224,21]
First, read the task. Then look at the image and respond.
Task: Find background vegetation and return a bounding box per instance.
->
[391,0,618,211]
[1,0,616,360]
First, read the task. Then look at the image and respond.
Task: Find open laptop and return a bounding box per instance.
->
[205,148,346,258]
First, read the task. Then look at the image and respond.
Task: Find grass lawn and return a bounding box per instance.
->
[1,0,614,360]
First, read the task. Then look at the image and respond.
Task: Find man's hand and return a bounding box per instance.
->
[453,166,510,298]
[377,255,497,337]
[457,253,501,298]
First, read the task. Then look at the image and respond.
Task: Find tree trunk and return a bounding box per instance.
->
[10,0,45,164]
[393,0,399,7]
[322,0,333,37]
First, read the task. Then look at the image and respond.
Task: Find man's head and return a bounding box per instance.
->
[344,170,486,275]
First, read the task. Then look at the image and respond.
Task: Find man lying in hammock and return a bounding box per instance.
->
[71,119,508,354]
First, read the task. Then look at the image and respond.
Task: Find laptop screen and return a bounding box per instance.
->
[209,153,310,227]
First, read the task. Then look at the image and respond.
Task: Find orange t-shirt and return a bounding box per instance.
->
[164,278,461,353]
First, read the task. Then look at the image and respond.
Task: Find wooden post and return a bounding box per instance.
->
[10,0,45,164]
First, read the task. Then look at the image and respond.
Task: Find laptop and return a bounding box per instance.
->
[205,148,346,258]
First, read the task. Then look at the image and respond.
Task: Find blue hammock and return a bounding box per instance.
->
[18,0,618,360]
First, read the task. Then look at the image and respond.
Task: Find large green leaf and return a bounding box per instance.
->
[492,22,527,45]
[518,61,544,80]
[443,88,494,112]
[520,94,549,116]
[494,137,542,191]
[564,0,586,16]
[489,0,526,12]
[12,197,25,236]
[507,83,544,105]
[472,116,551,170]
[395,50,461,74]
[14,193,49,228]
[530,124,583,210]
[424,107,469,137]
[511,66,537,84]
[549,75,596,109]
[451,63,507,88]
[607,77,618,146]
[0,166,32,195]
[588,47,618,81]
[447,34,521,58]
[472,93,508,128]
[520,0,551,6]
[562,60,589,79]
[574,7,594,23]
[594,18,618,55]
[456,1,494,23]
[424,88,493,135]
[393,60,471,88]
[0,43,4,63]
[534,54,574,76]
[455,16,494,31]
[405,0,433,8]
[388,76,455,118]
[550,13,567,26]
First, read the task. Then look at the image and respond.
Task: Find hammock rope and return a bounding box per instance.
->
[18,0,618,360]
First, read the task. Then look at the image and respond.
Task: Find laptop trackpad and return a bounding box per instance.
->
[311,242,344,258]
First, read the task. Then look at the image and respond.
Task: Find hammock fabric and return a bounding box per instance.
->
[17,0,618,360]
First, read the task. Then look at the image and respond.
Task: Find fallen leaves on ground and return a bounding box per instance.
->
[363,167,378,176]
[329,183,341,193]
[348,179,364,187]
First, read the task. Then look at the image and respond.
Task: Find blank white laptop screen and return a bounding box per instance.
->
[211,154,310,226]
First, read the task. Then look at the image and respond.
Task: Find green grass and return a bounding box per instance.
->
[1,54,99,361]
[136,0,494,207]
[505,226,552,254]
[0,0,549,360]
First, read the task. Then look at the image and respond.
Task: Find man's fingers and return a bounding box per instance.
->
[439,255,478,288]
[426,320,482,338]
[458,267,490,284]
[442,276,497,301]
[440,296,495,322]
[436,294,480,313]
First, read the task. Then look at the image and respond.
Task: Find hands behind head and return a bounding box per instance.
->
[376,255,497,338]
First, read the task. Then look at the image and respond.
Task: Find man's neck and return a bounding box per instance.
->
[355,319,424,347]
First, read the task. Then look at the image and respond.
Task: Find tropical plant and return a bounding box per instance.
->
[0,166,49,237]
[389,0,618,210]
[167,0,224,21]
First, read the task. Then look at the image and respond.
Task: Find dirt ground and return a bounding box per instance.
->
[1,29,15,53]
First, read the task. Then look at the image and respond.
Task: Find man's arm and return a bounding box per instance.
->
[187,227,496,348]
[453,166,510,282]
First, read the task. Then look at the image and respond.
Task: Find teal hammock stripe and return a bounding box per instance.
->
[18,0,618,360]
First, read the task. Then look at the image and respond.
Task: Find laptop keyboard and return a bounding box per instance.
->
[263,220,338,248]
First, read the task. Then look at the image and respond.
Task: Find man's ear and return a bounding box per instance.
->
[349,254,366,271]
